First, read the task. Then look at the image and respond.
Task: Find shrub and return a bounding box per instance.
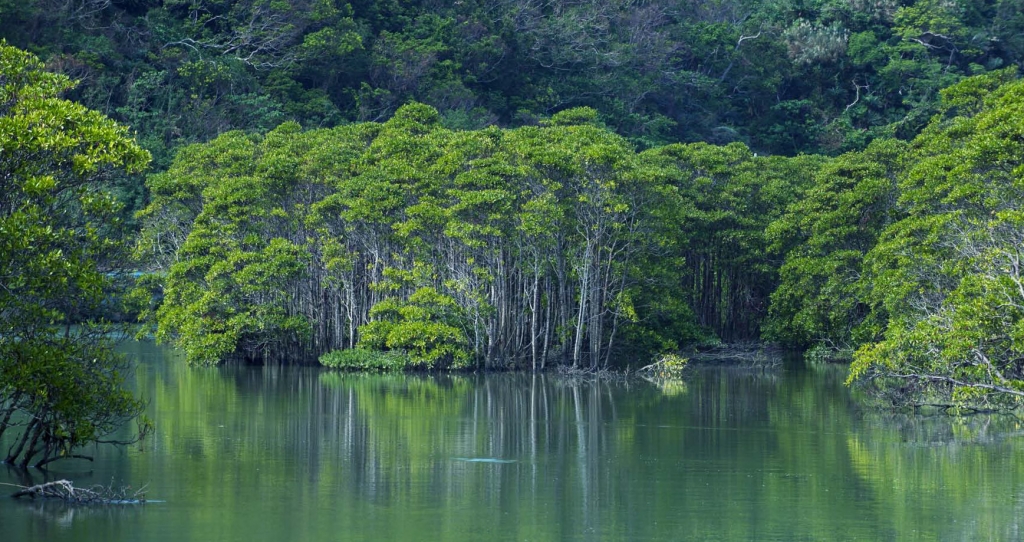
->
[319,348,411,372]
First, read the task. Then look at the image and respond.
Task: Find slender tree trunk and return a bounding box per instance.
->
[6,419,36,464]
[542,278,552,369]
[16,420,44,468]
[588,257,601,368]
[530,263,540,371]
[0,392,22,443]
[573,241,593,368]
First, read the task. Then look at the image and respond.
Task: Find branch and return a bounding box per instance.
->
[719,30,761,83]
[845,79,869,113]
[35,454,93,468]
[7,479,147,503]
[736,31,762,47]
[888,372,1024,398]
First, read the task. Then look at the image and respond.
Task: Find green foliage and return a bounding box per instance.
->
[642,142,825,342]
[0,42,151,467]
[319,348,410,372]
[545,107,602,127]
[766,138,907,350]
[845,75,1024,409]
[752,69,1024,409]
[143,103,713,368]
[4,0,1021,176]
[804,343,853,364]
[35,0,992,410]
[648,353,689,377]
[143,124,323,365]
[359,288,472,369]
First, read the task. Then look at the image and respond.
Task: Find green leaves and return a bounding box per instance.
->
[359,287,471,369]
[766,139,906,349]
[765,72,1024,409]
[150,129,315,365]
[0,43,151,467]
[145,102,706,368]
[7,0,1024,166]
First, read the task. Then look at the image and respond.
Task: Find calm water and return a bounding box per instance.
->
[3,341,1024,541]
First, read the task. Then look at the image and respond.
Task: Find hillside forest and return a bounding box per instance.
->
[3,0,1024,467]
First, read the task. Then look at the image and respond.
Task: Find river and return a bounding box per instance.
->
[2,340,1023,541]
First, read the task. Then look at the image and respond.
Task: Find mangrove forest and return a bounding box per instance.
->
[4,0,1024,470]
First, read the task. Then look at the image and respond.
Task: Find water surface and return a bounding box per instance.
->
[2,341,1023,541]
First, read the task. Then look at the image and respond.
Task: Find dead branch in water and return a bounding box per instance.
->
[637,354,689,395]
[6,479,148,504]
[683,343,784,366]
[638,353,688,377]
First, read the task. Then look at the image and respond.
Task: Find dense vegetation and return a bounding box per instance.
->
[136,70,1024,410]
[1,0,1024,434]
[136,105,816,368]
[772,69,1024,409]
[3,0,1024,171]
[0,42,151,467]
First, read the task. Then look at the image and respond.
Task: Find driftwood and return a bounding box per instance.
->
[7,479,148,504]
[554,364,628,380]
[683,343,784,366]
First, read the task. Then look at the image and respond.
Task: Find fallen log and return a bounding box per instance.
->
[682,343,784,366]
[7,479,147,504]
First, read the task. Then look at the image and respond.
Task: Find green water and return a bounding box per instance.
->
[3,341,1024,541]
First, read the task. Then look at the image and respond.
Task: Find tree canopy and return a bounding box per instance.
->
[137,102,826,369]
[0,41,152,467]
[848,70,1024,409]
[2,0,1022,178]
[771,68,1024,409]
[135,62,1024,411]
